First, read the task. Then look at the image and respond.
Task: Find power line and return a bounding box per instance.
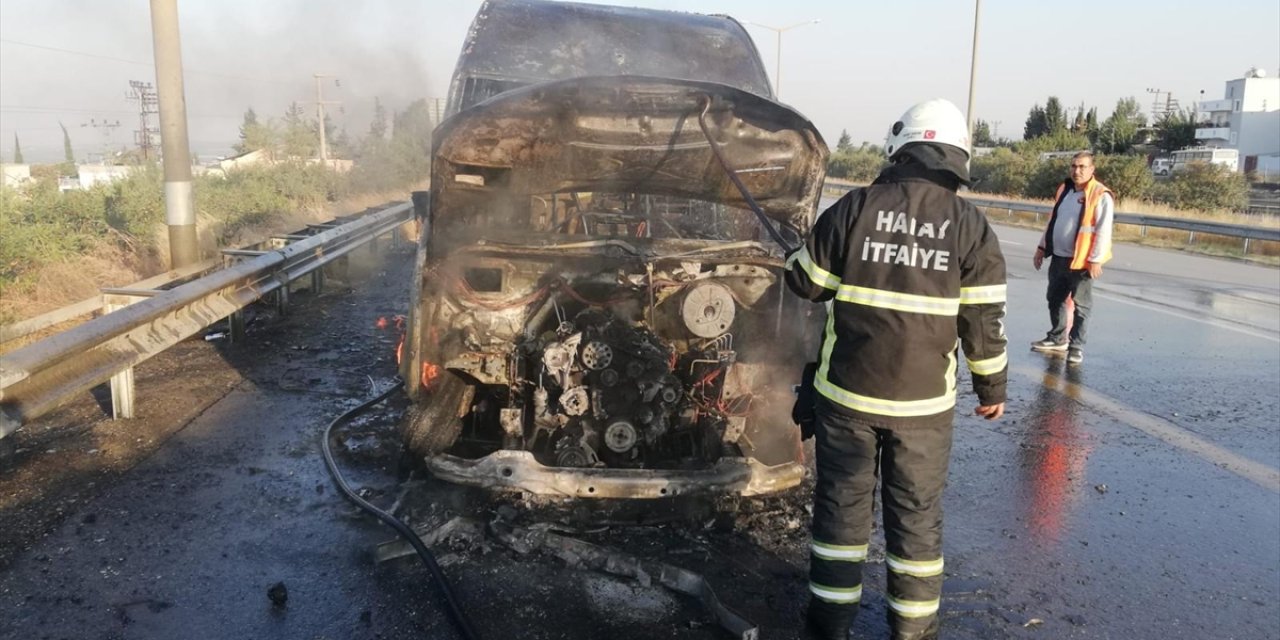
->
[1,104,239,118]
[0,37,151,65]
[0,37,299,86]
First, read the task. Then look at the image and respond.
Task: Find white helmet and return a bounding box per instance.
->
[884,98,971,160]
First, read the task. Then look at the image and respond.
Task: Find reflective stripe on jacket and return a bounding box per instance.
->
[785,176,1008,429]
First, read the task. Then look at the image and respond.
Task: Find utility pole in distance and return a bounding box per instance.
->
[313,74,340,164]
[126,81,158,161]
[966,0,982,142]
[149,0,198,268]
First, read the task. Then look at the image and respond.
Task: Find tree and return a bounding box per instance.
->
[1096,97,1148,154]
[234,107,278,156]
[1015,129,1092,154]
[58,121,76,175]
[369,97,388,141]
[1071,102,1087,132]
[281,102,317,159]
[1024,104,1048,140]
[972,119,994,147]
[322,113,340,157]
[1044,97,1066,134]
[1153,108,1198,154]
[12,134,22,164]
[60,121,74,163]
[836,129,853,154]
[332,127,353,159]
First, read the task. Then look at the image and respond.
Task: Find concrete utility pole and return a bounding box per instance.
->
[149,0,197,268]
[966,0,981,141]
[312,74,340,163]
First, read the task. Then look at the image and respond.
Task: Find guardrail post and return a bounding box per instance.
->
[228,310,246,343]
[101,290,158,420]
[275,272,291,315]
[1188,231,1196,245]
[1243,238,1251,255]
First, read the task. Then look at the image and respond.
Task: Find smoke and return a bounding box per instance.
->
[0,0,480,162]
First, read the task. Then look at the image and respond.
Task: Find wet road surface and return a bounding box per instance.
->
[0,219,1277,639]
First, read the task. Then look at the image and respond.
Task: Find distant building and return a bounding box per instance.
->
[1,163,31,188]
[213,149,353,175]
[77,164,134,189]
[1196,67,1280,174]
[218,148,272,172]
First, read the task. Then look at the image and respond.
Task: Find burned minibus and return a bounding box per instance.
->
[400,0,829,498]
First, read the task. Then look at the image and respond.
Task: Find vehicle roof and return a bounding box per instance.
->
[447,0,773,115]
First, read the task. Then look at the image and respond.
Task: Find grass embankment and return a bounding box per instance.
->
[0,162,425,326]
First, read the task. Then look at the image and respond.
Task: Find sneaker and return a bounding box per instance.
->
[1067,347,1084,364]
[1031,337,1068,352]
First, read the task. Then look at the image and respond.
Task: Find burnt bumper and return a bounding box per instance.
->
[425,450,804,499]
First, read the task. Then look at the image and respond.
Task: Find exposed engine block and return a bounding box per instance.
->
[523,308,728,468]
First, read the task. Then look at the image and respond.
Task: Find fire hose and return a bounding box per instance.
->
[321,379,480,640]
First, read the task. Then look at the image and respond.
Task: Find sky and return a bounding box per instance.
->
[1,0,1278,163]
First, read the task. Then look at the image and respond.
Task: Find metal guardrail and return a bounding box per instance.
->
[965,196,1280,253]
[823,180,1280,252]
[0,202,413,438]
[0,258,220,346]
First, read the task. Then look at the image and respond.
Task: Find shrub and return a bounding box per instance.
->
[1150,162,1249,212]
[103,165,165,241]
[1094,154,1153,203]
[970,147,1036,195]
[1013,130,1091,155]
[1023,157,1070,199]
[826,146,887,183]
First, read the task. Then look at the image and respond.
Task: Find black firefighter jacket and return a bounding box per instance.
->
[785,166,1008,429]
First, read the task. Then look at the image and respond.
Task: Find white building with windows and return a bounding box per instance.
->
[1196,67,1280,173]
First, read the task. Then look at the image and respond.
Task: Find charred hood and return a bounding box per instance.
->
[431,75,830,232]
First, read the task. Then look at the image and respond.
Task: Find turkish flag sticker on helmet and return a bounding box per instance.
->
[924,130,936,139]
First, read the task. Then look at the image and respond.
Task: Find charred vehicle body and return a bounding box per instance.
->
[400,0,829,498]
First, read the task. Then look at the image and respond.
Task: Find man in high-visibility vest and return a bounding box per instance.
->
[1030,151,1115,365]
[786,98,1008,640]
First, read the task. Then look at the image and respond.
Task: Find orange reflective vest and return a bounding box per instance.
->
[1042,178,1113,269]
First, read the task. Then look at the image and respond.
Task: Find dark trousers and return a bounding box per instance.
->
[809,403,953,636]
[1046,255,1093,348]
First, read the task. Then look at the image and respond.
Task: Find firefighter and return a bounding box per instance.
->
[785,98,1008,640]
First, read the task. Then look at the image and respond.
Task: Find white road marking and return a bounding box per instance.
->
[999,240,1024,245]
[1017,365,1280,494]
[1095,291,1280,343]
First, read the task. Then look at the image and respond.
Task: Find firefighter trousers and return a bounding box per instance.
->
[808,403,953,638]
